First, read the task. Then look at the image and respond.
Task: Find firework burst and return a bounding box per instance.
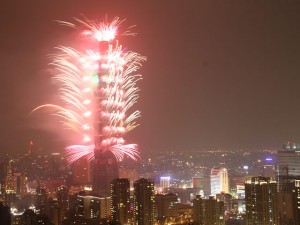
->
[35,17,145,165]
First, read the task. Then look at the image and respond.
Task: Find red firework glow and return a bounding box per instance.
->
[35,17,145,165]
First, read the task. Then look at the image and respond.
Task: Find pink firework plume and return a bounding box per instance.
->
[35,17,145,165]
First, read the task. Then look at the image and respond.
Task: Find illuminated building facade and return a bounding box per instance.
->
[73,157,92,185]
[210,167,229,196]
[57,186,69,222]
[110,178,131,225]
[155,193,177,221]
[36,187,48,214]
[203,196,225,225]
[134,178,155,225]
[193,195,204,225]
[160,177,171,189]
[277,143,300,192]
[245,177,278,225]
[75,194,111,220]
[193,195,225,225]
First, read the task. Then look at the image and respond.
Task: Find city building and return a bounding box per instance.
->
[160,177,171,189]
[216,193,233,213]
[93,151,119,196]
[35,187,48,214]
[76,193,110,220]
[210,167,229,196]
[111,178,131,225]
[193,195,225,225]
[57,186,69,222]
[245,176,278,225]
[192,177,210,197]
[72,157,92,185]
[203,196,225,225]
[277,143,300,192]
[169,203,193,223]
[278,179,300,225]
[155,193,177,221]
[193,195,204,225]
[45,198,59,225]
[134,178,155,225]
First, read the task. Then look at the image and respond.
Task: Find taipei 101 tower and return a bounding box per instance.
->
[93,40,119,196]
[34,17,145,197]
[75,19,146,196]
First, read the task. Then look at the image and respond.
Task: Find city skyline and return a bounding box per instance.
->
[0,1,300,154]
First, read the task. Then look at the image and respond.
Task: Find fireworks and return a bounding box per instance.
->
[35,17,145,165]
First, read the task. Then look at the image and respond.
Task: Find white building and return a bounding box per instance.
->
[210,167,229,196]
[160,176,171,188]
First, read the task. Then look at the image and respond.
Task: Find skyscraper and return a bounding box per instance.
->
[193,195,225,225]
[245,177,279,225]
[193,195,204,225]
[92,41,120,195]
[210,167,229,196]
[203,196,225,225]
[36,187,48,214]
[72,157,92,185]
[93,151,119,196]
[111,178,131,225]
[278,179,300,225]
[155,193,177,221]
[159,177,171,189]
[293,180,300,225]
[134,178,155,225]
[277,143,300,192]
[57,186,69,223]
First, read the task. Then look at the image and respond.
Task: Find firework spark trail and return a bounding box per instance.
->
[34,17,145,165]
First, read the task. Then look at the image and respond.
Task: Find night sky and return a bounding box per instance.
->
[0,1,299,154]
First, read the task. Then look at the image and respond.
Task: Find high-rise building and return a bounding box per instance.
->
[293,180,300,225]
[74,192,111,222]
[192,177,210,197]
[134,178,155,225]
[76,194,101,219]
[278,179,300,225]
[193,195,204,225]
[277,143,300,192]
[216,193,233,213]
[210,167,229,196]
[57,186,69,223]
[203,196,225,225]
[193,195,225,225]
[5,160,17,194]
[72,157,92,185]
[45,198,59,225]
[245,177,278,225]
[111,178,131,225]
[36,187,48,214]
[93,151,119,196]
[159,177,171,189]
[155,193,177,221]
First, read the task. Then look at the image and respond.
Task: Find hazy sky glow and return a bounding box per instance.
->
[0,1,299,153]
